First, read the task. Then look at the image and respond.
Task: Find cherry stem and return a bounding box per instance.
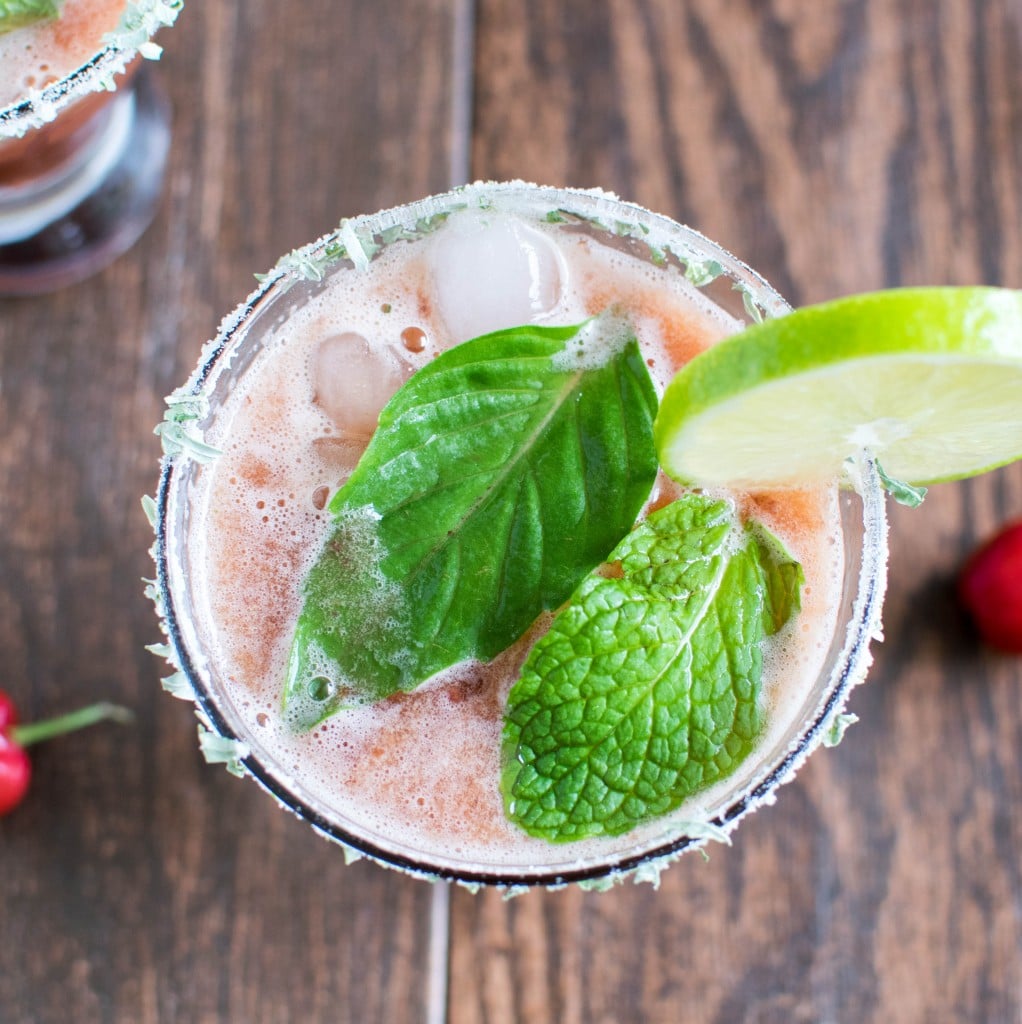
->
[9,702,134,748]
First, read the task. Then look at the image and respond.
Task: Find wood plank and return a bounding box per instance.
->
[0,2,463,1021]
[455,1,1022,1021]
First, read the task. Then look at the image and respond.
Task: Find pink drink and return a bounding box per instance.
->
[156,185,885,885]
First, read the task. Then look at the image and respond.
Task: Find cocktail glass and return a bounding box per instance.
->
[151,182,889,889]
[0,0,182,294]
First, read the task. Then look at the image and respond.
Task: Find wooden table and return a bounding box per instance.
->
[2,2,1021,1021]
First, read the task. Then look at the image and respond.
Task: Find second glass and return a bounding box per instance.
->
[0,0,182,294]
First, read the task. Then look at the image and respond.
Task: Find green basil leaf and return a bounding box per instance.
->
[285,313,658,725]
[0,0,61,35]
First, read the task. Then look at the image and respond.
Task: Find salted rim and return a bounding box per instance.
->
[0,0,182,138]
[149,181,890,891]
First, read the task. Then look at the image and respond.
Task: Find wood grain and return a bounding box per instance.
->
[2,1,1021,1022]
[0,2,460,1022]
[455,1,1022,1022]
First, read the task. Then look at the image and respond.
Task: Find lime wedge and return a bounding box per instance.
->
[654,288,1022,488]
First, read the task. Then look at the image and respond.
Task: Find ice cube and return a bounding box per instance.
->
[429,213,566,344]
[313,332,404,438]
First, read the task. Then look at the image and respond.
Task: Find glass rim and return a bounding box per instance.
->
[0,0,182,138]
[152,181,890,889]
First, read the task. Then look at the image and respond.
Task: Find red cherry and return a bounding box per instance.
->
[0,691,17,731]
[0,691,132,816]
[0,732,31,817]
[959,520,1022,653]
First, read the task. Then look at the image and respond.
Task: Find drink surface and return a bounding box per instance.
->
[187,206,845,872]
[0,0,125,108]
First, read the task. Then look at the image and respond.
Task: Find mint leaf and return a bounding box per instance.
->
[748,520,806,633]
[823,712,858,748]
[501,494,803,841]
[0,0,61,34]
[876,460,927,507]
[285,314,659,725]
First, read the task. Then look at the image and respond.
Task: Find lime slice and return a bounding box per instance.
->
[654,287,1022,488]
